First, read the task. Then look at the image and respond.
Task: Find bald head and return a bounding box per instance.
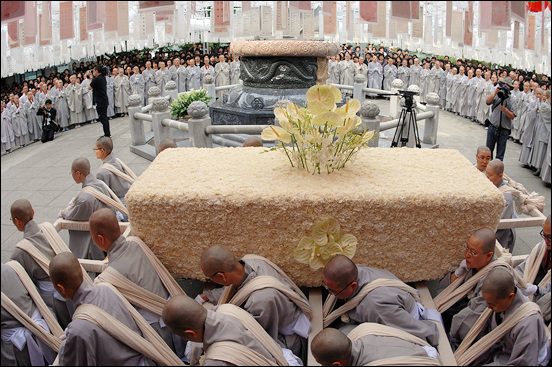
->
[89,208,120,243]
[96,136,113,155]
[482,268,515,300]
[472,227,496,255]
[158,138,177,153]
[242,136,263,147]
[323,255,358,289]
[162,295,206,340]
[200,245,238,276]
[487,159,504,175]
[50,252,83,298]
[476,145,491,155]
[10,199,34,225]
[311,328,352,366]
[71,157,91,176]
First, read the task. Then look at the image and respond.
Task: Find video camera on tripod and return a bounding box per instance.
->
[496,81,510,100]
[391,89,422,148]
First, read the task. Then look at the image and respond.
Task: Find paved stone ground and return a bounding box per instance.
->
[2,102,550,282]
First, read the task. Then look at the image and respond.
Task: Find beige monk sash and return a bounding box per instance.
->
[126,236,185,297]
[99,163,136,185]
[1,261,64,352]
[499,174,545,214]
[323,279,422,328]
[433,260,528,313]
[80,185,128,216]
[347,323,441,366]
[522,241,548,285]
[206,341,278,366]
[84,282,184,366]
[96,267,167,316]
[218,276,312,321]
[215,304,288,366]
[454,302,541,366]
[117,158,139,181]
[15,238,94,286]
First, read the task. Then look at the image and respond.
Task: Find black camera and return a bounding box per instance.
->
[397,89,418,109]
[497,83,510,100]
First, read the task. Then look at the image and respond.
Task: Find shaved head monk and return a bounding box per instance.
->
[486,159,516,251]
[464,268,549,366]
[9,199,73,328]
[322,255,440,347]
[51,252,154,366]
[199,245,310,363]
[311,326,437,366]
[59,157,111,262]
[90,208,187,360]
[163,295,279,366]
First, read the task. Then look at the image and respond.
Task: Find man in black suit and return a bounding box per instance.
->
[89,65,110,138]
[37,99,58,143]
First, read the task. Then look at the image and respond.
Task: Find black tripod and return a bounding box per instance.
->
[391,90,421,148]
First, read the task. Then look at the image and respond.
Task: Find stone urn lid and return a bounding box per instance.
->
[230,40,340,57]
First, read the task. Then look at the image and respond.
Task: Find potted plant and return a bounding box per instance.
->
[168,88,213,120]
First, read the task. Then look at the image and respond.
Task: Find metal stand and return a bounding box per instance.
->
[391,92,422,148]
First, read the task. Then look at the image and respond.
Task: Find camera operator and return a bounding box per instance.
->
[485,77,516,161]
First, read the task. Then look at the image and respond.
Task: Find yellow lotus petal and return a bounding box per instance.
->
[293,237,316,264]
[340,234,358,258]
[312,111,341,127]
[261,126,292,144]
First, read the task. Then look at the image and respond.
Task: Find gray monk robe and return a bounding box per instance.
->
[204,258,310,360]
[96,153,131,203]
[202,308,278,366]
[339,266,440,347]
[103,234,186,355]
[397,66,410,89]
[58,281,155,366]
[64,82,85,125]
[530,99,551,171]
[438,255,503,335]
[496,179,516,252]
[9,219,72,329]
[347,334,433,366]
[215,62,230,100]
[61,174,110,261]
[106,75,116,117]
[469,290,549,366]
[515,240,551,313]
[383,64,397,91]
[129,73,146,106]
[114,75,131,114]
[142,68,157,104]
[186,65,202,91]
[1,264,57,367]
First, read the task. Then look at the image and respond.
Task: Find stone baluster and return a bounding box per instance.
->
[187,101,213,148]
[164,81,178,103]
[360,101,381,148]
[151,97,171,155]
[128,94,145,146]
[423,92,441,145]
[148,86,162,132]
[353,74,366,102]
[389,79,404,119]
[203,74,216,102]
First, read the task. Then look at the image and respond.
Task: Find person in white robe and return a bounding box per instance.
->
[186,59,202,92]
[35,84,49,108]
[230,55,241,85]
[340,52,355,96]
[129,66,145,106]
[397,59,410,89]
[519,88,541,168]
[510,81,523,141]
[106,68,116,118]
[24,91,41,141]
[200,55,215,88]
[19,86,29,105]
[81,71,99,123]
[515,82,532,139]
[1,100,16,153]
[367,55,383,98]
[142,61,157,105]
[168,58,180,86]
[464,69,478,119]
[383,57,397,92]
[355,57,368,88]
[446,66,458,111]
[427,63,441,96]
[51,80,71,131]
[328,55,342,84]
[114,68,131,115]
[177,59,187,93]
[474,69,488,124]
[452,66,466,115]
[529,90,551,175]
[155,61,172,96]
[439,62,451,108]
[419,62,430,103]
[409,58,422,89]
[9,95,30,148]
[64,75,85,127]
[214,54,230,101]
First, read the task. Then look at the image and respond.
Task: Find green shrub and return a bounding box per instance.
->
[169,88,213,119]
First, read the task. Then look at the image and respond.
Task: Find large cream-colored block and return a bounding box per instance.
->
[126,147,505,287]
